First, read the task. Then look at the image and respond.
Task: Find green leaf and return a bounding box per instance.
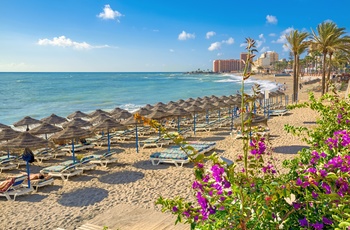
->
[339,222,350,228]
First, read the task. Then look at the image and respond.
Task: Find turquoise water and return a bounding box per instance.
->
[0,72,277,125]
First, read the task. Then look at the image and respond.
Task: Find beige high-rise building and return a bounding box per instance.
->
[254,51,279,68]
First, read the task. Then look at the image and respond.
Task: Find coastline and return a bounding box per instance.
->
[0,74,328,229]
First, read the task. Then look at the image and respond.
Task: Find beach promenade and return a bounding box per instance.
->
[0,75,335,230]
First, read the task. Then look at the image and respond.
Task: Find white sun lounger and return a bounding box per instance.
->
[0,175,34,201]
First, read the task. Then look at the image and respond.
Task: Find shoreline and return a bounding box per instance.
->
[0,75,333,229]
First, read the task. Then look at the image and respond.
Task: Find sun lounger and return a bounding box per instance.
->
[89,151,118,167]
[139,136,172,149]
[40,161,83,181]
[30,177,54,192]
[33,149,54,163]
[268,109,289,116]
[0,158,17,173]
[149,141,216,167]
[0,175,33,201]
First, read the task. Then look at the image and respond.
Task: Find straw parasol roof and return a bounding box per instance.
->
[0,123,10,130]
[29,122,63,135]
[2,132,49,149]
[0,127,21,141]
[134,107,151,116]
[63,118,92,128]
[90,114,112,125]
[112,110,133,120]
[121,116,143,126]
[93,118,127,132]
[200,101,216,111]
[41,114,67,125]
[51,125,92,141]
[67,111,89,119]
[185,104,203,114]
[213,100,229,109]
[13,116,41,130]
[168,107,191,117]
[110,107,127,115]
[89,109,111,118]
[143,104,154,110]
[145,109,170,120]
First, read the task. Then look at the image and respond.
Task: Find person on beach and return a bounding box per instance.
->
[0,178,15,192]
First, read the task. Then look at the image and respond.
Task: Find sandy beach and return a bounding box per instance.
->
[0,75,331,230]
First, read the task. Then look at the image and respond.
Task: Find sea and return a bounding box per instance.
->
[0,72,278,126]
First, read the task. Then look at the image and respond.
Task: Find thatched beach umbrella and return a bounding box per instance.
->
[0,123,10,130]
[67,111,89,119]
[93,118,127,152]
[200,101,216,124]
[184,104,203,135]
[0,127,21,158]
[63,118,92,128]
[143,104,154,110]
[2,132,50,188]
[41,114,67,125]
[13,116,41,131]
[134,107,151,116]
[90,113,111,125]
[113,110,132,120]
[110,107,127,115]
[89,109,111,118]
[122,116,143,153]
[169,107,191,132]
[51,125,92,163]
[145,109,170,137]
[30,122,63,149]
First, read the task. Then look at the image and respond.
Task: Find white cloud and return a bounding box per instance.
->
[37,36,111,50]
[256,34,265,48]
[260,46,270,53]
[240,43,246,47]
[206,31,216,39]
[169,49,175,52]
[272,27,294,44]
[208,37,233,51]
[208,42,221,51]
[97,4,123,22]
[266,15,278,24]
[217,53,223,56]
[223,37,234,44]
[269,33,276,37]
[178,31,195,40]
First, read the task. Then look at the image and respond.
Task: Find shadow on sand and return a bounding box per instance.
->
[98,170,144,185]
[58,187,108,207]
[133,160,171,170]
[274,145,309,154]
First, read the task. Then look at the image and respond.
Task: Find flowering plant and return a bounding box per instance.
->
[154,39,350,229]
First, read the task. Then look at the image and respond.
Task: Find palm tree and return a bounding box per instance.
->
[310,21,350,94]
[285,30,309,102]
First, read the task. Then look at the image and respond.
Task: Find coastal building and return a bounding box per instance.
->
[240,52,248,71]
[252,51,279,73]
[212,59,242,73]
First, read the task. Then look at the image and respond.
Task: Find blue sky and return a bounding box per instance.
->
[0,0,349,72]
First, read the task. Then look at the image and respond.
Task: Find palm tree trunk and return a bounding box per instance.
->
[293,54,298,102]
[296,55,300,101]
[326,53,333,93]
[321,53,327,95]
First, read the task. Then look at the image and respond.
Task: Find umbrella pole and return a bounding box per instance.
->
[231,110,234,131]
[136,123,139,153]
[193,113,196,136]
[7,144,10,158]
[107,129,111,153]
[177,117,180,133]
[72,138,75,163]
[26,161,31,188]
[45,133,49,151]
[206,110,209,124]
